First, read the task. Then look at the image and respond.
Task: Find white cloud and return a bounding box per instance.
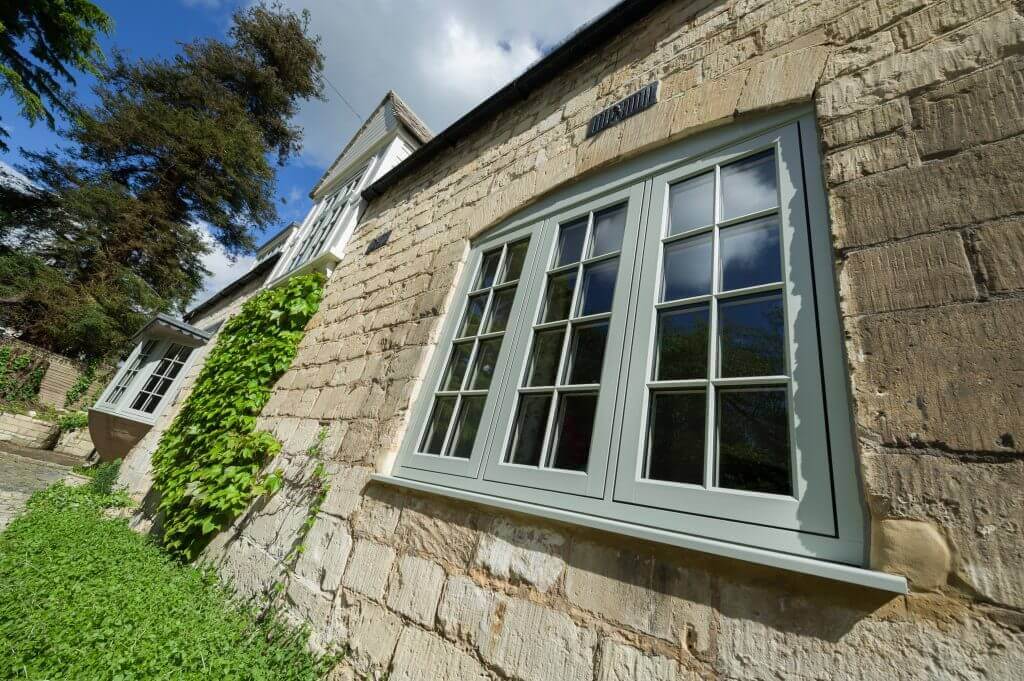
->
[274,0,619,167]
[191,224,256,309]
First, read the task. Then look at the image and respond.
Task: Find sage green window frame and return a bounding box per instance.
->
[96,337,198,425]
[392,109,867,566]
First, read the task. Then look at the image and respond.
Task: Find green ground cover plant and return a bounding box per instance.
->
[0,345,47,407]
[152,272,324,560]
[0,481,333,680]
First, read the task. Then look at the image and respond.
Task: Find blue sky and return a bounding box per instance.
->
[2,0,617,304]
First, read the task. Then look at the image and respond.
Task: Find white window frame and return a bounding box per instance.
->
[389,109,868,569]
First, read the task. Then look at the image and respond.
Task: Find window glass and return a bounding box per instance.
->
[107,339,157,405]
[130,344,192,414]
[288,170,364,272]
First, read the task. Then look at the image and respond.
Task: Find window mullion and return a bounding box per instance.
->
[439,394,464,457]
[703,165,723,490]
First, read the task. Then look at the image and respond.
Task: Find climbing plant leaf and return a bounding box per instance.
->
[151,272,324,560]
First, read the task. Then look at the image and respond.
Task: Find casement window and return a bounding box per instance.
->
[391,111,870,572]
[96,319,207,424]
[286,169,365,273]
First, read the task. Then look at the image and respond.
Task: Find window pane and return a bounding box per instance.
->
[719,293,786,378]
[502,239,529,282]
[663,234,712,302]
[668,172,714,236]
[460,293,488,337]
[469,337,502,390]
[646,391,705,485]
[591,205,626,257]
[507,393,552,466]
[542,270,577,322]
[655,305,709,380]
[486,286,516,333]
[421,396,456,454]
[442,342,473,390]
[449,396,486,459]
[720,216,782,291]
[565,321,608,385]
[577,258,618,317]
[717,389,792,495]
[549,393,598,472]
[556,218,587,266]
[527,328,565,387]
[721,150,778,221]
[477,250,501,289]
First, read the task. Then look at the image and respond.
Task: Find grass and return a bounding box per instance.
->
[0,480,336,680]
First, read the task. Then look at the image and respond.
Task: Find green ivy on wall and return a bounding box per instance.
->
[151,273,325,560]
[0,345,49,406]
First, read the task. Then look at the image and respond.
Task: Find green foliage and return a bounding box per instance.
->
[0,1,112,151]
[152,273,324,560]
[1,3,324,358]
[0,482,334,680]
[0,344,48,406]
[86,460,123,496]
[57,410,89,432]
[65,359,97,407]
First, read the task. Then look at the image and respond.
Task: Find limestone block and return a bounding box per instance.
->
[241,487,310,560]
[822,31,898,82]
[393,501,479,568]
[386,554,446,626]
[340,594,403,672]
[976,219,1024,293]
[479,597,597,681]
[850,300,1024,452]
[826,134,910,185]
[214,537,283,600]
[911,57,1024,159]
[342,540,396,600]
[703,36,759,81]
[831,0,930,42]
[352,494,401,540]
[839,231,976,315]
[596,640,692,681]
[872,520,952,590]
[717,580,1024,679]
[736,46,830,114]
[671,69,747,138]
[0,413,59,449]
[819,12,1024,118]
[564,541,713,654]
[821,98,907,149]
[286,575,335,636]
[831,135,1024,248]
[762,0,852,49]
[472,517,566,593]
[294,514,352,594]
[863,446,1024,609]
[436,575,504,648]
[319,465,372,519]
[389,627,489,681]
[895,0,1007,49]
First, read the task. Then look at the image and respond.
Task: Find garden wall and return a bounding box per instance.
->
[127,0,1024,678]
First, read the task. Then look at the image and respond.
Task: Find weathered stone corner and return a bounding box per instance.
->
[871,519,952,591]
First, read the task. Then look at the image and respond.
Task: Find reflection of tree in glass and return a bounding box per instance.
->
[719,298,785,377]
[718,390,791,495]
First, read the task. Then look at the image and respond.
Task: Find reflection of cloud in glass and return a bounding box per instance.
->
[663,234,712,301]
[720,217,781,290]
[721,150,778,221]
[669,172,714,235]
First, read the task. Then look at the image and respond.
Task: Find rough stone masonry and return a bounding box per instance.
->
[120,0,1024,678]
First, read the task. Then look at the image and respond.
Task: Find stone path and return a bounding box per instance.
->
[0,443,88,531]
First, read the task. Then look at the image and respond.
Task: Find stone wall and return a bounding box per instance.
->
[54,428,94,461]
[0,413,59,450]
[132,0,1024,678]
[0,338,88,409]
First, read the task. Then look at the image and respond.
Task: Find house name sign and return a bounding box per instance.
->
[586,81,660,138]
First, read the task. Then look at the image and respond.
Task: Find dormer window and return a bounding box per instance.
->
[286,169,365,273]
